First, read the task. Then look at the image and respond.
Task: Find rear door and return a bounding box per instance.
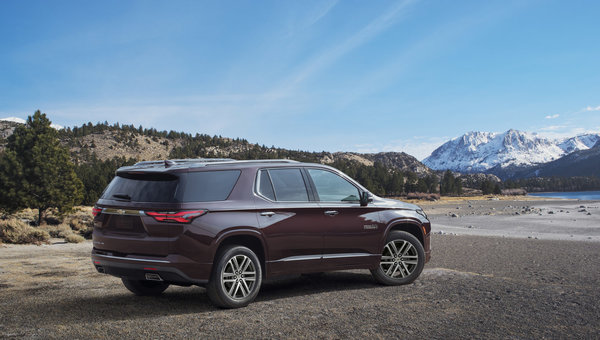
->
[255,168,325,276]
[305,168,382,269]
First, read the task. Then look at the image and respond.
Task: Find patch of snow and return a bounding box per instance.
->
[1,117,64,130]
[0,117,27,124]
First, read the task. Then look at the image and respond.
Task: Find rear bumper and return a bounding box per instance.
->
[91,248,211,285]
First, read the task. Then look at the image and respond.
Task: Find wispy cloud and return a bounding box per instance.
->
[544,114,559,119]
[334,1,525,109]
[282,0,417,89]
[583,105,600,112]
[221,0,419,120]
[539,125,566,131]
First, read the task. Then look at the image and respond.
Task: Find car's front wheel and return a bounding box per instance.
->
[207,245,262,308]
[371,231,425,285]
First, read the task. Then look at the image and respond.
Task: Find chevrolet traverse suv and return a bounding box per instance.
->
[92,159,431,308]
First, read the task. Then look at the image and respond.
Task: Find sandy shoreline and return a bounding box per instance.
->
[421,198,600,242]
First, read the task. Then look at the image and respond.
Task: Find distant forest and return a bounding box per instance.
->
[57,122,600,205]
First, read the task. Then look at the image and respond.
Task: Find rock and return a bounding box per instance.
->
[587,212,592,215]
[580,205,586,208]
[515,212,520,215]
[548,211,554,214]
[578,209,587,212]
[451,213,459,218]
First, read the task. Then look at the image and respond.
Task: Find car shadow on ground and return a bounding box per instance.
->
[28,271,384,324]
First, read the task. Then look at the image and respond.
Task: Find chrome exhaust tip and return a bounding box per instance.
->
[145,272,163,281]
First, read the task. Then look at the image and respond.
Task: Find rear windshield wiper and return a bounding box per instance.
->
[112,193,132,201]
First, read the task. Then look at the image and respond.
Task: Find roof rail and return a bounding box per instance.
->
[204,159,299,166]
[133,158,298,167]
[134,158,234,166]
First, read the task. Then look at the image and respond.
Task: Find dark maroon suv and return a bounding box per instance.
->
[92,159,431,308]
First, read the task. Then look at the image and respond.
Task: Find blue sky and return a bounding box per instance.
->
[1,0,599,159]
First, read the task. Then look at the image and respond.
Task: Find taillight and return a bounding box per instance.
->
[92,207,102,217]
[145,210,207,223]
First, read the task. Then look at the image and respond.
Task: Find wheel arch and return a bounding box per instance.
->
[214,230,267,278]
[385,220,425,247]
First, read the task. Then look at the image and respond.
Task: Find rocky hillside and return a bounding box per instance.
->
[0,119,433,175]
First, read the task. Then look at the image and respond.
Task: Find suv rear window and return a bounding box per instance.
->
[101,173,179,202]
[101,170,240,203]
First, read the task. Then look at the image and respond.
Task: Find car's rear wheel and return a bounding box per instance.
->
[121,278,169,296]
[371,231,425,285]
[207,245,262,309]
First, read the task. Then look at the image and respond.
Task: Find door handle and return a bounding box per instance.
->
[324,210,339,216]
[260,211,275,217]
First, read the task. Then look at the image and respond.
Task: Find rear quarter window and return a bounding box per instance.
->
[178,170,241,202]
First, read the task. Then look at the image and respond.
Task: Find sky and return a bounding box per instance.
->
[1,0,599,160]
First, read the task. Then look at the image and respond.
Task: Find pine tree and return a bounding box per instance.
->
[0,111,83,225]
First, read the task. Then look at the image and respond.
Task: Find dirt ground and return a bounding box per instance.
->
[1,229,598,339]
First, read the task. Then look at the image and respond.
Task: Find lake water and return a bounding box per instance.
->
[528,191,600,200]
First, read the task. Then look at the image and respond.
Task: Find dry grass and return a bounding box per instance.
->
[40,224,72,238]
[64,233,85,243]
[2,206,95,244]
[0,218,50,245]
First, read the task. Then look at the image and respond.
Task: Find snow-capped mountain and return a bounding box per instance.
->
[423,129,600,175]
[0,117,27,124]
[0,117,64,130]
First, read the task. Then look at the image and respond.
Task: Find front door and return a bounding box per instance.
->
[305,168,383,270]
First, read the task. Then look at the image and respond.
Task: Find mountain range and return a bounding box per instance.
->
[2,117,598,180]
[423,129,600,179]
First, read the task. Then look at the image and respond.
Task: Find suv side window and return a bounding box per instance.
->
[262,168,309,202]
[307,169,360,202]
[256,170,276,201]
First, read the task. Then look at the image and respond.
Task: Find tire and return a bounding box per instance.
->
[371,231,425,285]
[121,278,169,296]
[207,245,262,309]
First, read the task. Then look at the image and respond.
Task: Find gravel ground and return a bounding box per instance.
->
[423,198,600,242]
[1,229,598,339]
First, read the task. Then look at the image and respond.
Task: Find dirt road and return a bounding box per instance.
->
[1,233,598,339]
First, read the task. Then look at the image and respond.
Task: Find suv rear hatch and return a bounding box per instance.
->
[93,169,240,256]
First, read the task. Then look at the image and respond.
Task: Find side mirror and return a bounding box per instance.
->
[360,191,373,206]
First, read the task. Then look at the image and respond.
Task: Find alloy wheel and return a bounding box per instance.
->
[220,254,257,300]
[380,240,419,279]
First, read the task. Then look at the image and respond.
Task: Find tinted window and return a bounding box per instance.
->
[307,169,360,202]
[257,170,275,201]
[268,169,309,202]
[101,173,179,202]
[179,170,240,202]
